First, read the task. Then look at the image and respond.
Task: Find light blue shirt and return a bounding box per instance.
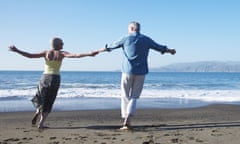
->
[106,32,168,75]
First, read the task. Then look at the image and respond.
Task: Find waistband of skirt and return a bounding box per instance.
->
[42,74,60,77]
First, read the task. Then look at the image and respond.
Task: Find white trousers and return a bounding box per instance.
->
[121,73,145,118]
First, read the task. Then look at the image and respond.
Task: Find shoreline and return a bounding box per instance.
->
[1,104,240,143]
[1,97,240,113]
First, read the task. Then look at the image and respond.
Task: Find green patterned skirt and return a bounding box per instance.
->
[31,74,60,113]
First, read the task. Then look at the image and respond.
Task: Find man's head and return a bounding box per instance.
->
[128,21,141,34]
[51,37,64,50]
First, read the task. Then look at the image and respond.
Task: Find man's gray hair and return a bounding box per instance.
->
[129,21,141,32]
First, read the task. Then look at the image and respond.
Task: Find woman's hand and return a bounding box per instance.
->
[8,45,18,52]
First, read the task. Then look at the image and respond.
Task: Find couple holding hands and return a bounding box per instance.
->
[9,21,176,130]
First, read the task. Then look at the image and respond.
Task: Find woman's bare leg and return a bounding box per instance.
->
[32,108,40,125]
[38,112,49,129]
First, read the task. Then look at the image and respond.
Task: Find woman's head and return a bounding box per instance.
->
[51,37,64,50]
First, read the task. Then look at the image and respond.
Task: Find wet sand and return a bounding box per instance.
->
[1,104,240,144]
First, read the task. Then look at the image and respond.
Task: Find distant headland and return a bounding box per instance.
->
[151,61,240,72]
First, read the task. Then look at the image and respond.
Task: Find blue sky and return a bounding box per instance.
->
[1,0,239,71]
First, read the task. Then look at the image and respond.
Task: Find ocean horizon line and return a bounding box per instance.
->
[2,61,240,73]
[1,70,240,73]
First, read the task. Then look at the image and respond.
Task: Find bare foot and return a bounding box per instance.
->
[38,125,50,129]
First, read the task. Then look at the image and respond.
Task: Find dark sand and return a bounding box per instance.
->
[1,104,240,144]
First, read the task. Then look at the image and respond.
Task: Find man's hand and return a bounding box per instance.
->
[168,49,176,55]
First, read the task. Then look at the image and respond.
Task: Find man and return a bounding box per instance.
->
[98,21,176,130]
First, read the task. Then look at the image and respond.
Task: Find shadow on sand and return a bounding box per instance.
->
[49,121,240,131]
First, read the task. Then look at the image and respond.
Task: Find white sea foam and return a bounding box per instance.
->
[141,90,240,102]
[1,88,240,102]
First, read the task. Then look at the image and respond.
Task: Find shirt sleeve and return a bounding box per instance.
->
[106,36,127,52]
[149,37,168,53]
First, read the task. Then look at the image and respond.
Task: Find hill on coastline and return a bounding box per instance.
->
[151,61,240,72]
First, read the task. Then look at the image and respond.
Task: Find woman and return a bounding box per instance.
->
[9,37,98,129]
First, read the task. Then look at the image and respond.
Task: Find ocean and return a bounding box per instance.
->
[1,71,240,112]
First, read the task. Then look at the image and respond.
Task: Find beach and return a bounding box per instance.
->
[1,104,240,144]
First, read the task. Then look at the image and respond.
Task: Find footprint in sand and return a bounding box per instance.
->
[163,133,170,136]
[188,136,195,140]
[49,137,57,140]
[211,129,223,136]
[171,138,179,143]
[79,136,88,140]
[22,137,33,141]
[4,138,20,142]
[142,139,154,144]
[16,127,25,130]
[62,137,72,140]
[196,138,204,143]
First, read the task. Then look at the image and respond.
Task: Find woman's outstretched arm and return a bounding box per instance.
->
[9,45,46,58]
[63,50,99,58]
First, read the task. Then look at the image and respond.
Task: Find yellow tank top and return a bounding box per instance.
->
[44,60,62,75]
